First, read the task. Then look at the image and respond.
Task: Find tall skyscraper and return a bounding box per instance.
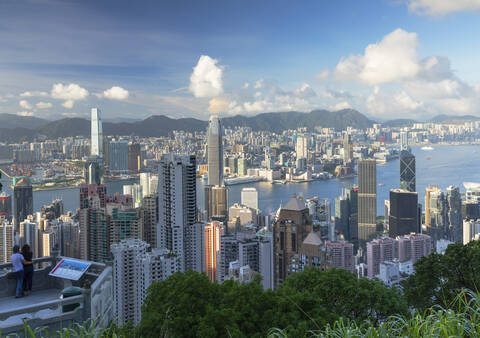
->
[109,141,129,174]
[205,185,228,221]
[0,220,14,263]
[85,159,103,185]
[358,160,377,241]
[400,150,416,192]
[128,142,141,174]
[388,189,419,237]
[425,185,441,228]
[205,221,221,282]
[446,186,462,243]
[207,116,223,186]
[334,186,358,242]
[91,108,103,157]
[343,132,353,164]
[296,134,308,160]
[13,177,33,230]
[400,131,409,151]
[158,153,203,272]
[241,187,258,210]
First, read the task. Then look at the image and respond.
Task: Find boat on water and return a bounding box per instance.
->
[378,183,385,187]
[421,146,434,151]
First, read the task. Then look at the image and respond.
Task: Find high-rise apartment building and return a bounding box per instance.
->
[79,207,109,262]
[13,177,33,230]
[358,160,377,241]
[79,184,107,209]
[91,108,103,157]
[389,189,419,237]
[0,220,14,263]
[296,134,308,160]
[205,221,221,282]
[325,240,354,272]
[205,185,228,221]
[207,116,223,186]
[108,206,144,244]
[142,195,158,248]
[158,153,203,272]
[343,133,353,164]
[241,187,258,210]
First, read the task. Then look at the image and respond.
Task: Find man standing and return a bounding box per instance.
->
[11,245,31,298]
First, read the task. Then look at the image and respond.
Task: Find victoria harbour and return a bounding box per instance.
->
[10,144,480,216]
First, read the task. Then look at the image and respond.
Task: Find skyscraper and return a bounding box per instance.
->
[446,186,462,243]
[207,116,223,186]
[157,153,203,272]
[0,220,14,263]
[400,150,416,192]
[358,160,377,241]
[205,221,221,282]
[296,134,308,160]
[128,142,141,174]
[109,141,129,174]
[343,132,353,164]
[388,189,419,237]
[241,187,258,210]
[91,108,103,157]
[13,177,33,230]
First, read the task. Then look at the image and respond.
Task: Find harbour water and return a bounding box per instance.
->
[4,145,480,216]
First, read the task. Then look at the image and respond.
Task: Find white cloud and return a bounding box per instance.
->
[20,91,48,97]
[16,111,34,117]
[189,55,223,98]
[334,29,420,85]
[36,101,52,109]
[103,86,129,100]
[51,83,88,109]
[254,79,264,89]
[316,69,329,79]
[366,86,423,117]
[294,83,316,99]
[242,82,250,89]
[407,0,480,16]
[330,101,352,111]
[19,100,32,109]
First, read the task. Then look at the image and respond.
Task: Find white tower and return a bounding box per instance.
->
[91,108,103,157]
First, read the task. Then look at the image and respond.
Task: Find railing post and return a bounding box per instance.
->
[83,288,92,321]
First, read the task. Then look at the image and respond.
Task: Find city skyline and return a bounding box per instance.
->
[1,1,480,120]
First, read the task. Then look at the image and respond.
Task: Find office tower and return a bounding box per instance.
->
[446,186,462,243]
[259,235,274,290]
[358,160,377,241]
[273,194,312,288]
[325,240,354,272]
[428,188,447,229]
[389,189,419,237]
[79,184,107,209]
[123,184,143,207]
[40,230,55,257]
[128,142,141,174]
[207,115,223,186]
[158,153,203,272]
[296,134,308,160]
[140,172,152,197]
[13,177,33,230]
[0,193,11,220]
[85,158,103,185]
[241,187,258,210]
[91,108,103,157]
[112,239,149,325]
[205,221,221,282]
[19,218,38,257]
[142,195,158,248]
[108,206,144,244]
[204,185,228,221]
[400,131,409,151]
[343,132,353,164]
[237,157,247,176]
[0,221,14,263]
[109,141,129,174]
[400,150,416,192]
[425,185,441,227]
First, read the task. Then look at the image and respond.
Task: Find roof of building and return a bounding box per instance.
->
[283,194,306,211]
[303,231,322,246]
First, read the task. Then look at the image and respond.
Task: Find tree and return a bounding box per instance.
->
[402,241,480,311]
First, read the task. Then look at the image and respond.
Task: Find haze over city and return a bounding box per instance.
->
[1,0,480,120]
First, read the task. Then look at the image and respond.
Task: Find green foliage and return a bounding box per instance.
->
[269,289,480,337]
[137,268,407,337]
[402,240,480,311]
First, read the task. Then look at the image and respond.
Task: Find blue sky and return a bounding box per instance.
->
[0,0,480,121]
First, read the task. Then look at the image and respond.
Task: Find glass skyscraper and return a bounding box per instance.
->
[91,108,103,157]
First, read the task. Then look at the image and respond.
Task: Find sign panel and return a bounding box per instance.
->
[49,258,92,281]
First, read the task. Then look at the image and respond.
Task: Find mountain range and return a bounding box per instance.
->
[0,110,478,143]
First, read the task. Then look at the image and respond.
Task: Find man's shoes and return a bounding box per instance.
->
[15,295,23,298]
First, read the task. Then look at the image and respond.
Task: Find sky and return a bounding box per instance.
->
[1,0,480,121]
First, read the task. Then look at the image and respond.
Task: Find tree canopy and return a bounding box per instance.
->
[402,240,480,311]
[136,268,407,337]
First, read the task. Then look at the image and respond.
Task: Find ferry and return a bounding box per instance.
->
[421,146,434,151]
